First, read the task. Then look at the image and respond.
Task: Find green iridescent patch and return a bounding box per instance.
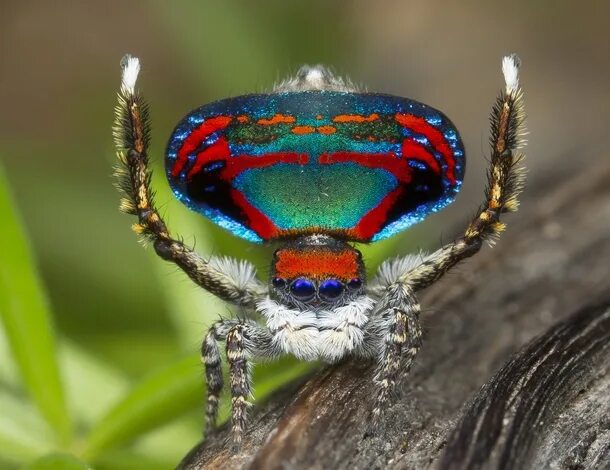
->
[225,122,285,144]
[233,162,397,230]
[335,116,402,142]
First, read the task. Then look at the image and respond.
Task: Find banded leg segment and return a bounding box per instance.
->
[113,56,266,307]
[398,55,527,292]
[370,284,422,423]
[226,324,251,452]
[200,319,275,449]
[202,322,228,431]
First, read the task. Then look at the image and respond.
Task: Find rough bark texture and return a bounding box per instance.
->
[178,152,610,470]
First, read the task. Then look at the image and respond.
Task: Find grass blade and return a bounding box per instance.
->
[25,453,92,470]
[82,355,203,460]
[0,390,55,465]
[0,166,72,443]
[59,340,129,427]
[83,352,313,459]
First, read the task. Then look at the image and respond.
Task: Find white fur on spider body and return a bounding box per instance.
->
[256,294,375,362]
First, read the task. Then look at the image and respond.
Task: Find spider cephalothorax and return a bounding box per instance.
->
[270,234,365,308]
[113,56,526,451]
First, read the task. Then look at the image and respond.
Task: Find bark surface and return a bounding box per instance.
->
[179,152,610,470]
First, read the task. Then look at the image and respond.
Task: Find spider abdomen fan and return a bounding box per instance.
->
[166,92,465,243]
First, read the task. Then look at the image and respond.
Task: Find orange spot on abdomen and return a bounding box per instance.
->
[317,125,336,134]
[257,114,296,125]
[333,113,379,123]
[292,125,315,135]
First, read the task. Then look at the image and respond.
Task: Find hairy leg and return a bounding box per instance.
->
[226,324,251,452]
[368,55,527,297]
[202,321,232,431]
[113,56,266,307]
[200,318,275,450]
[362,283,422,431]
[373,285,422,420]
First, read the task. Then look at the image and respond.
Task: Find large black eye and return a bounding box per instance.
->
[347,278,362,290]
[272,277,286,288]
[290,278,315,301]
[319,279,344,301]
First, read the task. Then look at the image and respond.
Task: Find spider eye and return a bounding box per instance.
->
[290,278,315,301]
[347,278,362,290]
[319,279,344,301]
[272,277,286,288]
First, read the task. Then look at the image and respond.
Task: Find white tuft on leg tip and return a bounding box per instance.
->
[502,54,521,94]
[120,54,140,94]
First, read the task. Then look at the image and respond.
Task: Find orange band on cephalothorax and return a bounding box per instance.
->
[275,249,360,281]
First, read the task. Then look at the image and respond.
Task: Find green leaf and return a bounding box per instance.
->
[82,355,203,460]
[83,352,314,459]
[0,166,72,443]
[25,453,92,470]
[58,340,129,426]
[131,414,202,465]
[91,449,175,470]
[0,315,20,388]
[0,389,55,464]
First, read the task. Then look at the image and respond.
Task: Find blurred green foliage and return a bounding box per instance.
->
[0,2,414,468]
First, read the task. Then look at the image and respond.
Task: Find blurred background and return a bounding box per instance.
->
[1,1,609,468]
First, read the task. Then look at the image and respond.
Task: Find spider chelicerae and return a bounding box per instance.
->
[113,55,526,450]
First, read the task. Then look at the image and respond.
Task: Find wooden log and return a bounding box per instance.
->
[179,152,610,470]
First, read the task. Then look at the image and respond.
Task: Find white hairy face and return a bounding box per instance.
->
[256,295,375,362]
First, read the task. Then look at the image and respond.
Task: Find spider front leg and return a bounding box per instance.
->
[365,283,422,432]
[112,55,267,308]
[201,319,275,451]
